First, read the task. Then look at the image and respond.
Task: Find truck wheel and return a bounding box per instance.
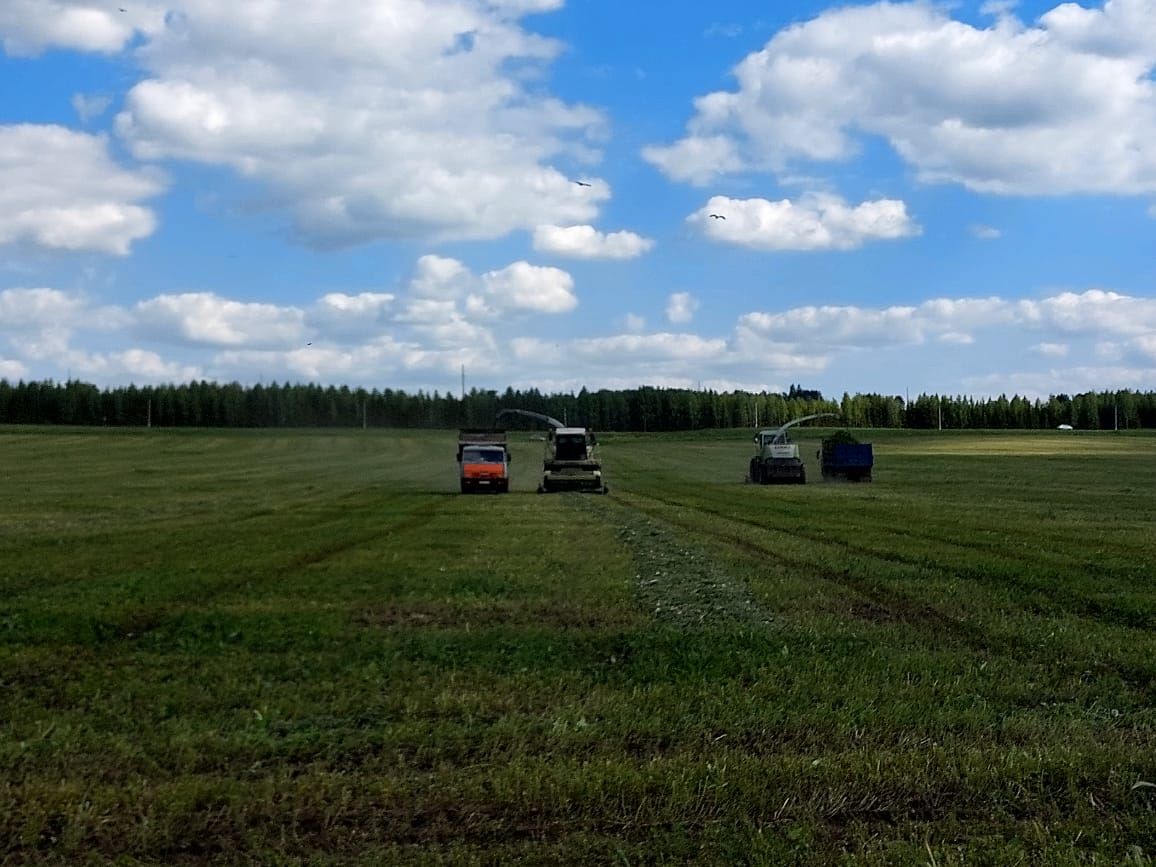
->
[460,480,470,494]
[798,467,806,485]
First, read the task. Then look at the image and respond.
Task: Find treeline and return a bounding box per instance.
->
[1,379,1154,431]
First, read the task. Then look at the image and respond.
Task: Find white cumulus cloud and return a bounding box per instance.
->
[646,1,1156,195]
[133,293,306,348]
[691,194,919,251]
[0,1,163,55]
[623,313,646,332]
[113,0,609,246]
[532,225,654,260]
[666,292,699,324]
[0,359,28,380]
[482,261,577,313]
[0,125,165,255]
[409,255,475,299]
[307,292,395,339]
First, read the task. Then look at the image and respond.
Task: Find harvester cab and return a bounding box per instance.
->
[748,412,837,485]
[496,409,609,494]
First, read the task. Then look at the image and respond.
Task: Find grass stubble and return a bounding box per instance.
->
[1,426,1155,865]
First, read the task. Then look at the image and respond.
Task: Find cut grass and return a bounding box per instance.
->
[2,426,1156,864]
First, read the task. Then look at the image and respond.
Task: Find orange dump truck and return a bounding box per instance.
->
[456,429,511,493]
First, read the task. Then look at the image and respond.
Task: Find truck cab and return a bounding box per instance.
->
[457,430,511,493]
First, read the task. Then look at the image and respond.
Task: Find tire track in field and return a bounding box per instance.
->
[568,496,776,630]
[1,493,453,604]
[616,488,1008,654]
[655,486,1156,633]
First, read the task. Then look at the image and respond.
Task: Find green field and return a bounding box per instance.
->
[3,426,1156,865]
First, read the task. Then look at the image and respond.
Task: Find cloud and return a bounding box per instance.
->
[963,365,1154,399]
[666,292,699,324]
[481,261,577,313]
[0,359,27,380]
[690,194,919,250]
[409,255,475,299]
[512,332,727,362]
[0,125,165,255]
[623,313,646,332]
[113,0,609,246]
[1035,342,1069,358]
[939,332,975,345]
[641,135,744,187]
[0,1,162,55]
[4,281,1153,396]
[71,93,113,125]
[532,225,654,260]
[65,348,202,384]
[737,290,1156,352]
[1015,289,1156,337]
[133,293,306,348]
[970,224,1002,240]
[307,292,395,339]
[0,287,87,329]
[645,1,1156,194]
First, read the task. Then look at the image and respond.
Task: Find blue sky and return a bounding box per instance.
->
[0,0,1154,398]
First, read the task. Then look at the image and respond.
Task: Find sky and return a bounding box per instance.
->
[0,0,1154,399]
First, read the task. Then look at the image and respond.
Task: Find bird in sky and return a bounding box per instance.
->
[573,180,592,187]
[709,214,726,220]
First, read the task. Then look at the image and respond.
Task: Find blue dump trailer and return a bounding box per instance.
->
[819,433,874,482]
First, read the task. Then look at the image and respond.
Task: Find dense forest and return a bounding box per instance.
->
[2,379,1154,431]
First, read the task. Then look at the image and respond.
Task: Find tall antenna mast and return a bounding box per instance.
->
[461,364,465,400]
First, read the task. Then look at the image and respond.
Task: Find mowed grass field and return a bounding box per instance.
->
[2,426,1156,865]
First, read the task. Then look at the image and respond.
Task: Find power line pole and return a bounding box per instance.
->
[460,364,465,400]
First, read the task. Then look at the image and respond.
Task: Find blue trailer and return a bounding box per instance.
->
[819,435,874,482]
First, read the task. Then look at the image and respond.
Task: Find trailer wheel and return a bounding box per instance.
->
[460,480,470,494]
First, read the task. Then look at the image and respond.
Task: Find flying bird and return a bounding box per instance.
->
[709,214,726,220]
[573,180,592,187]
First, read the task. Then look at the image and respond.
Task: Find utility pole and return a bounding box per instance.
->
[147,399,152,429]
[938,395,943,431]
[362,400,367,430]
[460,364,465,400]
